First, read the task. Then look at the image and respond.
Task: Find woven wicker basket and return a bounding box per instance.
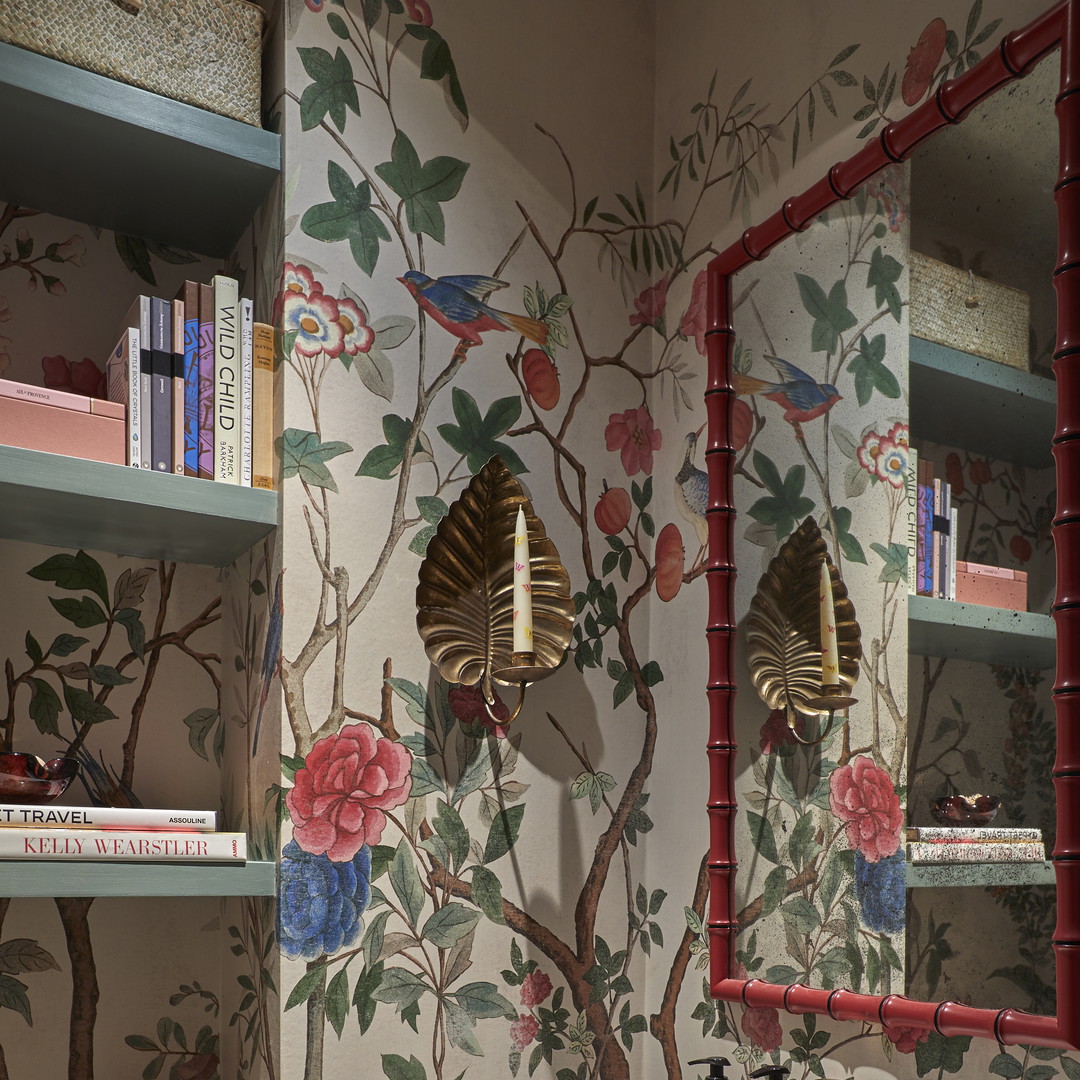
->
[0,0,263,127]
[909,250,1031,371]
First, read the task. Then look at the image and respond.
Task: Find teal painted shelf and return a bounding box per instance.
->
[905,860,1055,888]
[0,41,280,257]
[0,444,277,565]
[909,337,1056,468]
[908,594,1055,669]
[0,859,275,898]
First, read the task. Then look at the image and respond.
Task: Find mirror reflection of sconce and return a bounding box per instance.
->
[745,516,861,746]
[416,455,574,724]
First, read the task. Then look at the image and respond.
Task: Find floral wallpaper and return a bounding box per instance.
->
[0,0,1070,1078]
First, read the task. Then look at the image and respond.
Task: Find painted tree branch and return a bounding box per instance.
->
[55,897,97,1080]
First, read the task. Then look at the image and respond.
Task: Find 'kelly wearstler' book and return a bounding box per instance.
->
[213,273,240,484]
[0,804,217,831]
[104,327,141,467]
[0,829,246,863]
[240,295,254,487]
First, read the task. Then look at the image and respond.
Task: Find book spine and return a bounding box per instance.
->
[105,328,140,467]
[197,283,215,480]
[150,296,173,473]
[907,826,1043,842]
[178,284,200,477]
[119,296,153,470]
[907,841,1046,863]
[948,505,958,601]
[931,477,944,599]
[905,446,919,594]
[252,321,275,490]
[0,805,218,831]
[172,297,186,474]
[240,297,254,487]
[213,275,240,485]
[917,460,933,595]
[0,829,246,862]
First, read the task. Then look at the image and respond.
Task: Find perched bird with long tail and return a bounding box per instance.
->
[398,272,548,347]
[675,423,709,565]
[252,571,283,756]
[734,354,840,425]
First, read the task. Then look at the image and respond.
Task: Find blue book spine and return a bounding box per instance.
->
[918,483,934,595]
[183,311,199,476]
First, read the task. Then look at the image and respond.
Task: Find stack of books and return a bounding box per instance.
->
[906,826,1046,865]
[0,803,246,864]
[904,448,957,600]
[106,273,276,489]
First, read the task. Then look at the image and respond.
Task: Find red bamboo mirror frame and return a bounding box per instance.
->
[705,0,1080,1049]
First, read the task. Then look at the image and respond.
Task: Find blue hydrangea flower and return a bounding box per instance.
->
[279,840,372,959]
[854,850,906,933]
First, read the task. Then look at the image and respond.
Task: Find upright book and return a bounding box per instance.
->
[252,321,276,490]
[0,829,246,863]
[212,274,240,484]
[150,295,173,473]
[0,804,217,831]
[171,294,187,474]
[118,296,153,470]
[240,296,254,487]
[905,445,919,594]
[104,326,141,467]
[197,282,215,480]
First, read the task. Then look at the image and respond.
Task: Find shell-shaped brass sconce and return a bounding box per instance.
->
[746,516,861,744]
[416,456,574,720]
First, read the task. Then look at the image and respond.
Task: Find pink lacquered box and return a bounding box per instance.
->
[955,560,1028,611]
[0,388,126,466]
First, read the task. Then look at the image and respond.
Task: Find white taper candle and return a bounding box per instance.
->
[819,559,840,685]
[513,506,533,654]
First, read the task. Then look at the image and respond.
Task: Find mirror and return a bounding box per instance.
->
[706,0,1080,1049]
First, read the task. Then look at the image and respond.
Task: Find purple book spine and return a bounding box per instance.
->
[197,284,214,479]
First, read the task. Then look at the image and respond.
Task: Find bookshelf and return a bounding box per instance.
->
[0,859,276,898]
[0,444,277,566]
[0,41,280,258]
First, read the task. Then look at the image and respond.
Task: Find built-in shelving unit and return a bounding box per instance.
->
[905,860,1055,888]
[0,445,277,566]
[0,859,276,898]
[0,41,280,258]
[909,336,1056,468]
[908,594,1055,669]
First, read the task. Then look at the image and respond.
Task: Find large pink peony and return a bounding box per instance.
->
[605,405,662,476]
[510,1013,539,1050]
[741,1004,783,1052]
[884,1024,930,1054]
[629,275,668,330]
[520,970,553,1008]
[287,723,412,862]
[829,756,903,862]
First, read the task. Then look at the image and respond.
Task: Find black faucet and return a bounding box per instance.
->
[687,1058,731,1080]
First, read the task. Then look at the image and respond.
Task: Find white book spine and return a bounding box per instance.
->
[0,804,217,831]
[948,505,958,601]
[213,274,240,485]
[240,297,253,487]
[106,327,141,468]
[0,829,246,862]
[907,840,1046,864]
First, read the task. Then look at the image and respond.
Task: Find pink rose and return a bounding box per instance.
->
[629,276,668,331]
[286,724,412,862]
[405,0,432,24]
[884,1025,930,1054]
[605,405,662,476]
[679,270,708,355]
[448,684,512,738]
[829,756,903,862]
[741,1004,783,1052]
[758,708,803,754]
[520,970,553,1008]
[510,1013,539,1050]
[42,355,106,398]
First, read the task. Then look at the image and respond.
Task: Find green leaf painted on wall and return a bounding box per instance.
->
[433,800,469,871]
[325,968,351,1037]
[0,974,31,1025]
[747,451,814,540]
[358,415,433,480]
[483,804,524,864]
[49,596,107,629]
[825,505,866,564]
[847,333,900,405]
[437,389,526,475]
[421,903,481,949]
[376,131,469,244]
[29,550,109,608]
[405,25,469,128]
[278,428,353,492]
[298,47,361,132]
[372,970,430,1014]
[914,1032,971,1077]
[390,842,426,926]
[301,161,391,275]
[867,245,903,321]
[62,685,115,725]
[183,708,220,763]
[353,961,384,1035]
[469,865,506,925]
[870,541,907,584]
[745,809,779,864]
[795,274,857,353]
[29,678,61,736]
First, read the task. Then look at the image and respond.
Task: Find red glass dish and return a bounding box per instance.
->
[0,753,79,804]
[929,793,1002,827]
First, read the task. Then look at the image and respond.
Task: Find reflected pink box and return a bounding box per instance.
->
[955,560,1028,611]
[0,395,126,465]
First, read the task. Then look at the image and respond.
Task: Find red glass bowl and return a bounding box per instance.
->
[929,793,1001,826]
[0,754,79,804]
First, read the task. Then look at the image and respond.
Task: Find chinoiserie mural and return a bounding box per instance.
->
[0,0,1069,1078]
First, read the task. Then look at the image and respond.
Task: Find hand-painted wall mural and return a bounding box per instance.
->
[0,0,1069,1077]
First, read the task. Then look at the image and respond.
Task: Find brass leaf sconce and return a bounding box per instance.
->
[416,455,574,723]
[746,516,861,745]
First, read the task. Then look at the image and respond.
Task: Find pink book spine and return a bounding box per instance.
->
[197,283,215,479]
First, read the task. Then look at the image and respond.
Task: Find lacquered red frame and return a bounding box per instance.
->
[706,0,1080,1050]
